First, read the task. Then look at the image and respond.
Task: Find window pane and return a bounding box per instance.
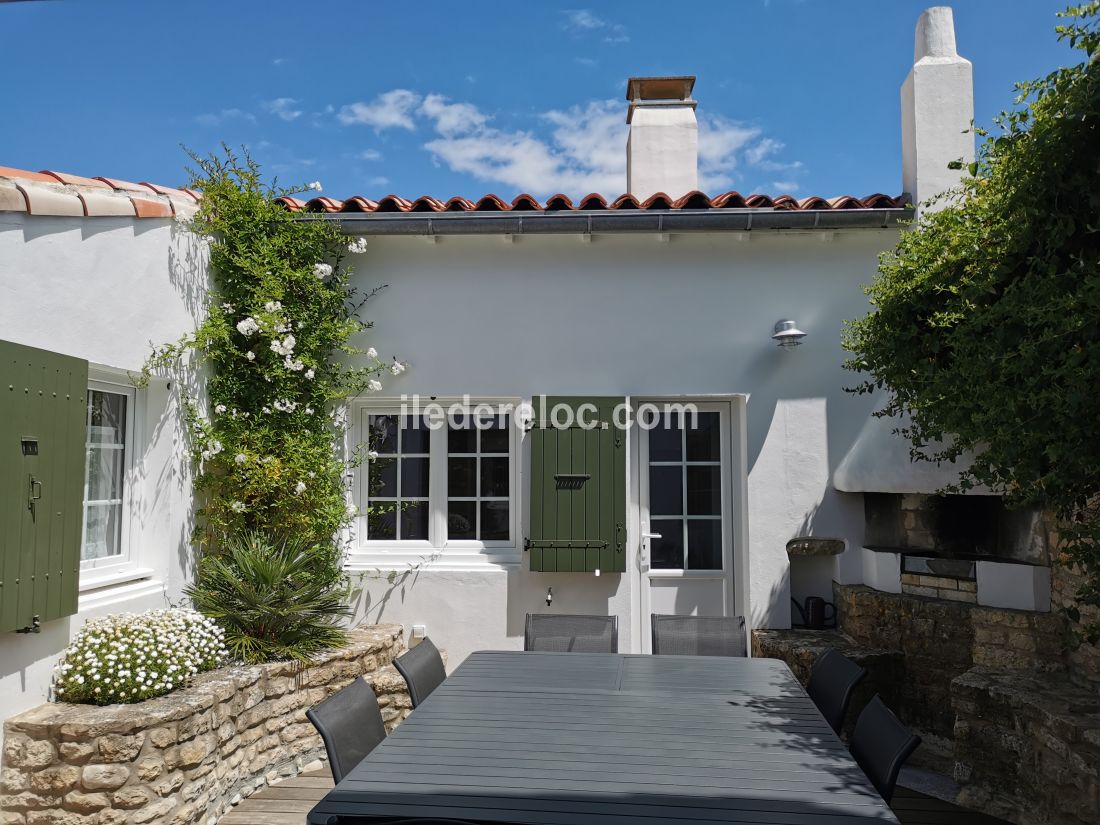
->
[368,415,398,454]
[686,412,721,462]
[481,501,509,540]
[400,501,429,540]
[480,457,509,497]
[448,500,476,539]
[401,457,430,498]
[401,415,430,454]
[687,466,721,515]
[480,415,509,453]
[86,447,123,502]
[370,457,398,497]
[448,418,477,454]
[368,506,397,541]
[88,391,127,445]
[82,503,122,560]
[448,457,477,497]
[649,415,682,462]
[650,518,684,569]
[649,465,683,516]
[688,520,723,570]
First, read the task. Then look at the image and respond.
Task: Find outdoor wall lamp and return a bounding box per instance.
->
[772,319,807,350]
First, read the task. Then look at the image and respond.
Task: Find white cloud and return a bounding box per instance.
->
[272,57,288,66]
[770,180,800,192]
[337,87,802,197]
[264,98,303,122]
[369,176,390,187]
[574,57,597,67]
[564,9,628,43]
[419,94,489,137]
[338,90,421,130]
[194,108,255,127]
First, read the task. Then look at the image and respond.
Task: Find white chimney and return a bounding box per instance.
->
[626,76,699,200]
[901,7,974,212]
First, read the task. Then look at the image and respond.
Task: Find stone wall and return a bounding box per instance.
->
[1052,560,1100,689]
[1,625,407,825]
[952,669,1100,825]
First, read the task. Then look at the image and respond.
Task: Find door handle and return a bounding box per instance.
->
[640,529,662,568]
[29,478,42,501]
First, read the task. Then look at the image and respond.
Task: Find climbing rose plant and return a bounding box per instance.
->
[843,5,1100,639]
[144,146,401,554]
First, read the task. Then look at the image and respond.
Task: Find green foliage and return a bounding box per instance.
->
[186,532,352,664]
[142,146,395,550]
[844,5,1100,638]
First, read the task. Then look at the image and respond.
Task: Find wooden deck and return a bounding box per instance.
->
[220,769,1013,825]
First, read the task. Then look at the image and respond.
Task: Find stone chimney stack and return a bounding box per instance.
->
[901,7,974,212]
[626,76,699,200]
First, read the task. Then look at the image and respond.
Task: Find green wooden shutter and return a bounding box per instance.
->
[0,340,88,633]
[527,397,626,573]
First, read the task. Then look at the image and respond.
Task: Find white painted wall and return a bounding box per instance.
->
[345,229,894,665]
[0,212,204,747]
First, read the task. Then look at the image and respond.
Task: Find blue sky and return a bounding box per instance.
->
[1,0,1079,200]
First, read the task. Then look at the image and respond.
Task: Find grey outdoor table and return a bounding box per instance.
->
[307,650,897,825]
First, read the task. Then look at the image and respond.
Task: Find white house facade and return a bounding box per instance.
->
[0,7,980,740]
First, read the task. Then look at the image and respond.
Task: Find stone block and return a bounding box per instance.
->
[129,798,174,825]
[26,812,96,825]
[96,811,127,825]
[60,794,108,814]
[147,726,178,750]
[0,794,51,812]
[902,584,939,599]
[110,787,149,809]
[95,734,143,764]
[30,767,81,795]
[0,812,25,825]
[3,737,56,770]
[134,758,163,783]
[0,770,30,794]
[80,766,129,792]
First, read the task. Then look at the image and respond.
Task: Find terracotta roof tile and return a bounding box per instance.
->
[0,164,188,220]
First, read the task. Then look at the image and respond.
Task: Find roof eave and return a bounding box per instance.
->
[302,207,913,236]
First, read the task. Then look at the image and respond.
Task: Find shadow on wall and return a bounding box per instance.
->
[0,619,73,694]
[168,223,209,323]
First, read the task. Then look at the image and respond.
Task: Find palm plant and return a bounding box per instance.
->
[186,532,350,664]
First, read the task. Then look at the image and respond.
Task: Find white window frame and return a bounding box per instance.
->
[349,397,522,569]
[79,370,141,588]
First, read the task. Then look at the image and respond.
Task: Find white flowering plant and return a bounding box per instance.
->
[53,610,227,706]
[139,147,407,661]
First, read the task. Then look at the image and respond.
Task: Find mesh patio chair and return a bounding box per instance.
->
[393,637,447,708]
[305,677,387,784]
[524,613,619,653]
[806,648,867,735]
[849,694,922,804]
[650,614,748,657]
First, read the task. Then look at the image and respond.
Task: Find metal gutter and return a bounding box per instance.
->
[300,207,913,236]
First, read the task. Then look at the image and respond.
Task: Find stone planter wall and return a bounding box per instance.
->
[1,625,407,825]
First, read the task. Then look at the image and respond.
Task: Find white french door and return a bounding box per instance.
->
[636,400,740,652]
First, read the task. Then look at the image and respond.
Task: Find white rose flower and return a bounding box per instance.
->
[390,361,405,375]
[265,300,283,312]
[234,453,247,465]
[236,317,260,337]
[214,404,227,414]
[262,406,272,414]
[294,481,307,495]
[284,355,305,372]
[271,335,297,357]
[367,450,379,460]
[366,347,378,359]
[246,351,256,361]
[313,263,333,281]
[347,237,369,254]
[368,379,382,392]
[230,501,246,513]
[304,368,315,380]
[308,181,322,191]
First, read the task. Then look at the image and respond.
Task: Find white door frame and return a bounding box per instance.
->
[627,395,750,653]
